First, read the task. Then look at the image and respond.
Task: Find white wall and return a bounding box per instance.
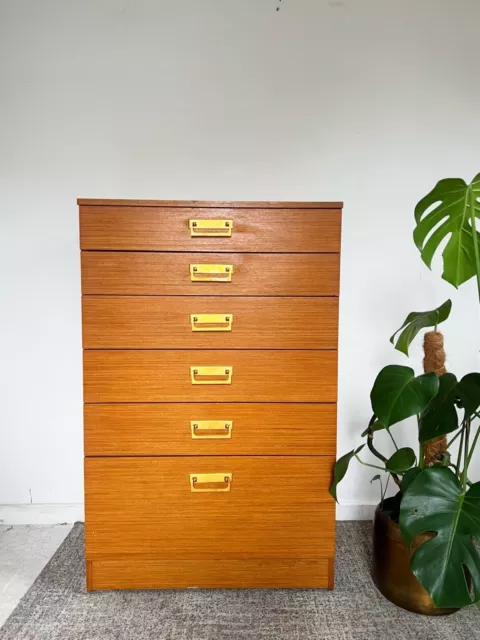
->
[1,0,480,517]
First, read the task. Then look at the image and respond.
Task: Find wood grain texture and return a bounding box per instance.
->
[81,252,340,297]
[79,198,341,591]
[82,296,339,350]
[83,350,337,402]
[86,560,93,592]
[90,557,331,590]
[328,557,335,590]
[84,403,337,456]
[78,199,343,209]
[80,206,341,252]
[84,456,335,560]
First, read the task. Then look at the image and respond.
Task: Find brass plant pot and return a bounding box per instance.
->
[371,505,458,616]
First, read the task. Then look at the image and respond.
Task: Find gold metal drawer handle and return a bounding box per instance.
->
[189,473,232,492]
[190,420,233,439]
[190,366,233,385]
[189,219,233,237]
[190,264,233,282]
[190,314,233,332]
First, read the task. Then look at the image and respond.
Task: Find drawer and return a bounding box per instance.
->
[79,205,341,253]
[84,403,336,456]
[88,557,332,590]
[81,252,340,296]
[84,456,335,560]
[83,350,337,402]
[82,296,338,349]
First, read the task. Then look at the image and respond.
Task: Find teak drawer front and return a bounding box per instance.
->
[83,350,337,403]
[81,252,340,297]
[84,403,337,456]
[88,557,332,590]
[82,296,338,350]
[84,456,335,560]
[80,205,341,253]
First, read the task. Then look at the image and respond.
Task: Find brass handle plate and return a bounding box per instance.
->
[189,219,233,237]
[189,473,232,492]
[190,420,233,439]
[190,264,233,282]
[190,366,233,385]
[190,314,233,332]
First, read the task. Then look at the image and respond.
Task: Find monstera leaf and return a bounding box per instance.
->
[370,365,439,428]
[390,300,452,356]
[400,467,480,608]
[401,467,422,494]
[419,373,459,442]
[419,372,480,442]
[457,372,480,416]
[414,174,480,287]
[329,445,364,502]
[385,447,416,473]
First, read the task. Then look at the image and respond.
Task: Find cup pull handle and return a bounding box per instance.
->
[190,314,233,332]
[190,420,233,439]
[189,219,233,237]
[189,473,232,492]
[190,366,233,385]
[190,264,233,282]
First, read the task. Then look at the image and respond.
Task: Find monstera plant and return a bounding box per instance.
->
[414,174,480,288]
[331,173,480,610]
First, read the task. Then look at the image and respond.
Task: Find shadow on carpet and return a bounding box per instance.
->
[0,522,478,640]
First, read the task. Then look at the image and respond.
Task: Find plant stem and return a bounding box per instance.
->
[446,428,463,450]
[354,454,385,471]
[448,462,459,474]
[461,419,471,492]
[386,427,399,451]
[417,415,425,469]
[469,185,480,303]
[366,433,402,488]
[466,425,480,473]
[381,474,390,511]
[456,427,465,480]
[367,433,388,463]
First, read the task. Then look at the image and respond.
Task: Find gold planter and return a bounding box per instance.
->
[371,505,458,616]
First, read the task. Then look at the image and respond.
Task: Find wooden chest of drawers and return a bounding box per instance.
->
[80,198,342,591]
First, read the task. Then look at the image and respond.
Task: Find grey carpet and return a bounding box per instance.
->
[0,523,478,640]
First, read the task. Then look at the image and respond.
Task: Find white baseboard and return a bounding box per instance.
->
[0,502,375,525]
[336,502,376,521]
[0,504,85,525]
